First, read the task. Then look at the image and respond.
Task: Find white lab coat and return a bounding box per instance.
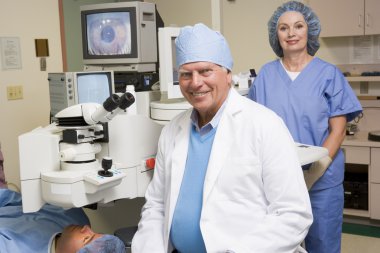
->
[132,88,312,253]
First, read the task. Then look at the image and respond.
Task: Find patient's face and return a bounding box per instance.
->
[56,225,101,253]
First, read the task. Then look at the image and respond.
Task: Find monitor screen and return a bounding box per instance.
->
[80,2,160,71]
[76,72,113,104]
[82,8,138,60]
[86,12,132,56]
[171,37,179,87]
[158,27,183,99]
[48,71,114,119]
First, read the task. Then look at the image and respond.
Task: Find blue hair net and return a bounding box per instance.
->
[268,1,321,57]
[77,234,126,253]
[175,23,233,71]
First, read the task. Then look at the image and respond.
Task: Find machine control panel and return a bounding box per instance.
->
[84,168,125,186]
[84,168,126,194]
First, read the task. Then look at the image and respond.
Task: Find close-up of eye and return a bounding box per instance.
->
[295,23,304,30]
[87,12,131,55]
[278,25,288,32]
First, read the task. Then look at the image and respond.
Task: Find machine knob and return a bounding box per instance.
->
[98,157,113,177]
[145,158,155,170]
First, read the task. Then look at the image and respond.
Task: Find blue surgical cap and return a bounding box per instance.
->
[77,234,126,253]
[175,23,233,71]
[268,1,321,57]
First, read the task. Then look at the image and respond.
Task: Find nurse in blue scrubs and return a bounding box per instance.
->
[248,1,362,252]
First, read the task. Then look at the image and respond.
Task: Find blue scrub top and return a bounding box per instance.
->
[249,57,362,190]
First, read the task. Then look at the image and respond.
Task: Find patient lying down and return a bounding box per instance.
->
[0,150,125,253]
[54,224,125,253]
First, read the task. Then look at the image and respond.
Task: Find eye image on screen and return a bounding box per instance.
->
[77,74,110,104]
[87,12,131,55]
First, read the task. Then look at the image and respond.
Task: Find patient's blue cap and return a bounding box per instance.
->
[77,234,126,253]
[175,23,233,71]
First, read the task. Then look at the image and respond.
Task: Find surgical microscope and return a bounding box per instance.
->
[19,91,163,213]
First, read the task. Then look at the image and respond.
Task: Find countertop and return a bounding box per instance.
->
[343,131,380,148]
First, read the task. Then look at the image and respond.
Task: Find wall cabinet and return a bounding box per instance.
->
[309,0,380,37]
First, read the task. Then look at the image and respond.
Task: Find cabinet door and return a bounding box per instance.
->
[309,0,364,37]
[342,145,370,165]
[371,148,380,183]
[370,183,380,220]
[365,0,380,35]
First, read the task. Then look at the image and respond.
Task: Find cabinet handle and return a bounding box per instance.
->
[358,14,362,27]
[366,13,369,27]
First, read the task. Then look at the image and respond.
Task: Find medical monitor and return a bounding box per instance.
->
[80,2,159,72]
[48,71,114,118]
[158,27,183,99]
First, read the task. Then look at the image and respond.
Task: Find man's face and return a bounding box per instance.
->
[178,61,232,124]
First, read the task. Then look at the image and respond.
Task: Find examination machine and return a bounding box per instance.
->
[19,91,163,213]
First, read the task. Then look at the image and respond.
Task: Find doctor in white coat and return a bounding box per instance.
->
[132,23,313,253]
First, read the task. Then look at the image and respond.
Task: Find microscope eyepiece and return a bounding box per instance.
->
[118,92,135,110]
[103,94,121,112]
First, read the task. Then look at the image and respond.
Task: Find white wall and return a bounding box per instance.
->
[151,0,279,73]
[222,0,286,73]
[0,0,63,190]
[150,0,349,74]
[150,0,212,28]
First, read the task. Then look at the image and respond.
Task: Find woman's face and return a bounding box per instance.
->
[277,11,308,56]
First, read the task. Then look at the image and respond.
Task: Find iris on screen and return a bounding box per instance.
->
[87,12,131,55]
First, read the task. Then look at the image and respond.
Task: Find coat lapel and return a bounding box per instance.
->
[168,110,192,219]
[203,89,242,203]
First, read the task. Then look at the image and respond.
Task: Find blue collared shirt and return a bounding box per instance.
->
[190,88,231,135]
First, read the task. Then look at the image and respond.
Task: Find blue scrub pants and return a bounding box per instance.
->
[305,184,344,253]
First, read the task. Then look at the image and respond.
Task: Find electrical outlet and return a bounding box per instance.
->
[7,85,23,100]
